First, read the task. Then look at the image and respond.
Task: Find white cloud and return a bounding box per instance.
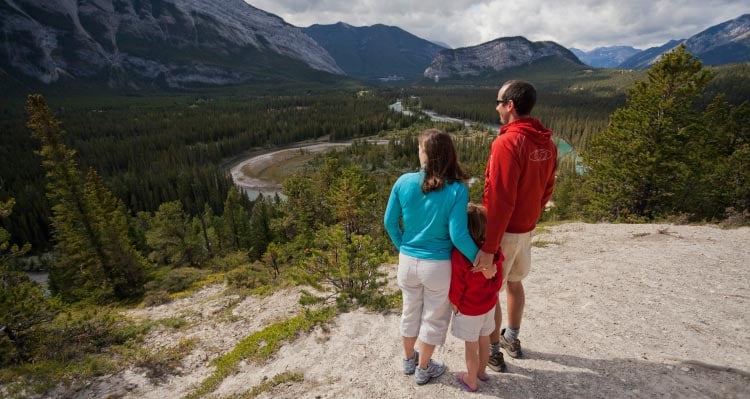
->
[246,0,748,50]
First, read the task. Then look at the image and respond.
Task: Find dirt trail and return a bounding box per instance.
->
[68,223,750,398]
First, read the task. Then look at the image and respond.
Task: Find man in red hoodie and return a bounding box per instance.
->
[473,80,557,371]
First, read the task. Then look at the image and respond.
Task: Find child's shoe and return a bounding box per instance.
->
[402,350,419,375]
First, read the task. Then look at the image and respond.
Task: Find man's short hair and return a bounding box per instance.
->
[501,80,536,115]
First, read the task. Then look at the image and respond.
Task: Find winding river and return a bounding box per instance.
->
[229,142,353,200]
[230,101,579,198]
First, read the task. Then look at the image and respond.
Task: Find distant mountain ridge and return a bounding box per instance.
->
[423,36,583,80]
[303,22,445,80]
[618,14,750,69]
[570,46,642,68]
[617,40,685,69]
[0,0,343,88]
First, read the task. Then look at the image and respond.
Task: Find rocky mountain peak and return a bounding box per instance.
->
[423,36,582,80]
[0,0,343,87]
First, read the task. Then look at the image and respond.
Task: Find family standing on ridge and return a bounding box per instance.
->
[384,79,557,392]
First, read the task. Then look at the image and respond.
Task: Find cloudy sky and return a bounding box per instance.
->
[246,0,748,51]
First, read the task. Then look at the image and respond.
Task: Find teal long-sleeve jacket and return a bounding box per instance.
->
[384,171,478,261]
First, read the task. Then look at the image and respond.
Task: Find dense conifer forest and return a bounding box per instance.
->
[0,89,416,251]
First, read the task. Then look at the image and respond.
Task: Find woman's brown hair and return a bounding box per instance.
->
[466,203,487,246]
[419,129,470,193]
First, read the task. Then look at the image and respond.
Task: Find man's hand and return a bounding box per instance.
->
[472,250,497,278]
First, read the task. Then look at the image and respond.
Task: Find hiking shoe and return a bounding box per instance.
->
[403,350,419,375]
[414,359,447,385]
[488,350,507,372]
[499,328,523,358]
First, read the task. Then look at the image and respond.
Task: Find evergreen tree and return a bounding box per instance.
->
[248,196,272,261]
[195,203,218,259]
[685,96,750,218]
[219,187,252,252]
[145,201,204,267]
[83,169,147,298]
[582,45,713,220]
[327,166,379,240]
[0,198,59,366]
[279,176,321,245]
[27,95,145,301]
[297,224,388,307]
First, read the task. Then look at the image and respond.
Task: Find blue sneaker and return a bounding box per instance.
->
[403,350,419,375]
[414,359,446,385]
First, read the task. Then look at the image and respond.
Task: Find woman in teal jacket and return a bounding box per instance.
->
[384,128,479,385]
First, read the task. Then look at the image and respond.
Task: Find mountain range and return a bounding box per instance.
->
[1,1,747,88]
[574,14,750,69]
[570,46,642,68]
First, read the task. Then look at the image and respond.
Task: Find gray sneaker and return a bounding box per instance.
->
[414,359,447,385]
[403,350,419,375]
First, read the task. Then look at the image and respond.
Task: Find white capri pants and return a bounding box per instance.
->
[397,253,452,346]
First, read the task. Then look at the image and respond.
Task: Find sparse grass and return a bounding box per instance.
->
[182,306,336,399]
[0,355,119,398]
[258,152,319,182]
[536,219,578,229]
[531,239,559,248]
[229,371,304,399]
[534,226,552,235]
[632,232,650,238]
[133,338,197,382]
[170,273,226,299]
[158,317,190,330]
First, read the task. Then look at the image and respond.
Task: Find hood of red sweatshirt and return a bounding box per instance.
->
[499,117,553,144]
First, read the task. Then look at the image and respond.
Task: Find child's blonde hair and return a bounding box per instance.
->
[467,203,486,246]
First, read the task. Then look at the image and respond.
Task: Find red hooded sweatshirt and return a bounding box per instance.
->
[481,118,557,255]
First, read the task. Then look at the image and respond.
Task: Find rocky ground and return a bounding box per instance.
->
[58,223,750,398]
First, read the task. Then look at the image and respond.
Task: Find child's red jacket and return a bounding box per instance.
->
[449,247,503,316]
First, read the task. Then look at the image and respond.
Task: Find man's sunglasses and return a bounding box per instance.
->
[496,99,510,105]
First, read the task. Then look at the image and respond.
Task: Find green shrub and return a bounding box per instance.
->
[142,290,172,307]
[134,338,196,381]
[225,262,269,289]
[146,267,208,294]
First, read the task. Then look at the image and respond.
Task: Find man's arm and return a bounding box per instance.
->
[482,136,521,254]
[540,157,557,210]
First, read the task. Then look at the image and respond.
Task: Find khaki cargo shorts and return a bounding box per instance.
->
[499,232,532,292]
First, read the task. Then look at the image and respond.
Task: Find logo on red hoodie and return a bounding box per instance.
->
[530,149,554,162]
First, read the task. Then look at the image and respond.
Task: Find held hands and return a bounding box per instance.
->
[472,250,497,278]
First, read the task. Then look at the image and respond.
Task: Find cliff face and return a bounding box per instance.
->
[423,36,582,80]
[0,0,343,87]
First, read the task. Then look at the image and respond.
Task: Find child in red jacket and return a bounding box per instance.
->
[449,203,504,392]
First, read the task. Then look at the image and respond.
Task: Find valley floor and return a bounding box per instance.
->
[55,223,750,398]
